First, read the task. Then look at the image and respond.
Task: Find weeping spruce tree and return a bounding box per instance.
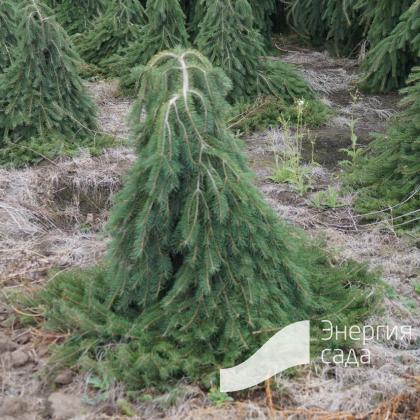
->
[359,0,420,92]
[77,0,146,66]
[112,0,189,91]
[0,0,18,73]
[37,49,377,389]
[196,0,312,101]
[347,68,420,227]
[0,0,98,163]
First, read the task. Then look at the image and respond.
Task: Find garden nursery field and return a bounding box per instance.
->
[0,0,419,419]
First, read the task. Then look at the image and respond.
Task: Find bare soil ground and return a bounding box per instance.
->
[0,50,418,419]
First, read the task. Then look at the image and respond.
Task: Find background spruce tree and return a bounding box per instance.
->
[0,0,100,164]
[346,67,420,227]
[195,0,313,101]
[359,0,420,92]
[52,0,106,36]
[195,0,265,99]
[77,0,146,67]
[111,0,189,92]
[0,0,18,73]
[34,48,377,389]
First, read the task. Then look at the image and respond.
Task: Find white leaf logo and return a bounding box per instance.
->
[220,320,310,392]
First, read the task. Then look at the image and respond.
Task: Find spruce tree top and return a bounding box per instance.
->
[0,0,97,142]
[0,0,18,73]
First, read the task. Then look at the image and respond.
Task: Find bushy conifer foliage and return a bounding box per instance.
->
[186,0,206,38]
[77,0,146,66]
[347,68,420,227]
[53,0,106,36]
[34,49,377,389]
[248,0,276,45]
[0,0,18,73]
[196,0,313,101]
[0,0,99,162]
[359,0,420,92]
[322,0,363,57]
[112,0,189,91]
[287,0,363,56]
[356,0,414,49]
[286,0,328,46]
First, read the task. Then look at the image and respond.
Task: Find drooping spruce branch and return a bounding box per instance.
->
[0,0,18,73]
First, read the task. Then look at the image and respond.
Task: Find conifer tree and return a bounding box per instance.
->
[36,49,377,389]
[111,0,189,91]
[77,0,146,66]
[196,0,313,101]
[0,0,18,73]
[53,0,106,36]
[0,1,97,149]
[347,68,420,226]
[359,0,420,92]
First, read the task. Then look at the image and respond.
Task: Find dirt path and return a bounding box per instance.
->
[0,51,419,419]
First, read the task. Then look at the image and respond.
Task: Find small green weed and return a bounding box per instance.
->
[208,388,234,407]
[269,100,319,196]
[311,186,345,209]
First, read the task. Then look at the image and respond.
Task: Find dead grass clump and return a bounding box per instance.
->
[370,376,420,420]
[0,148,135,284]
